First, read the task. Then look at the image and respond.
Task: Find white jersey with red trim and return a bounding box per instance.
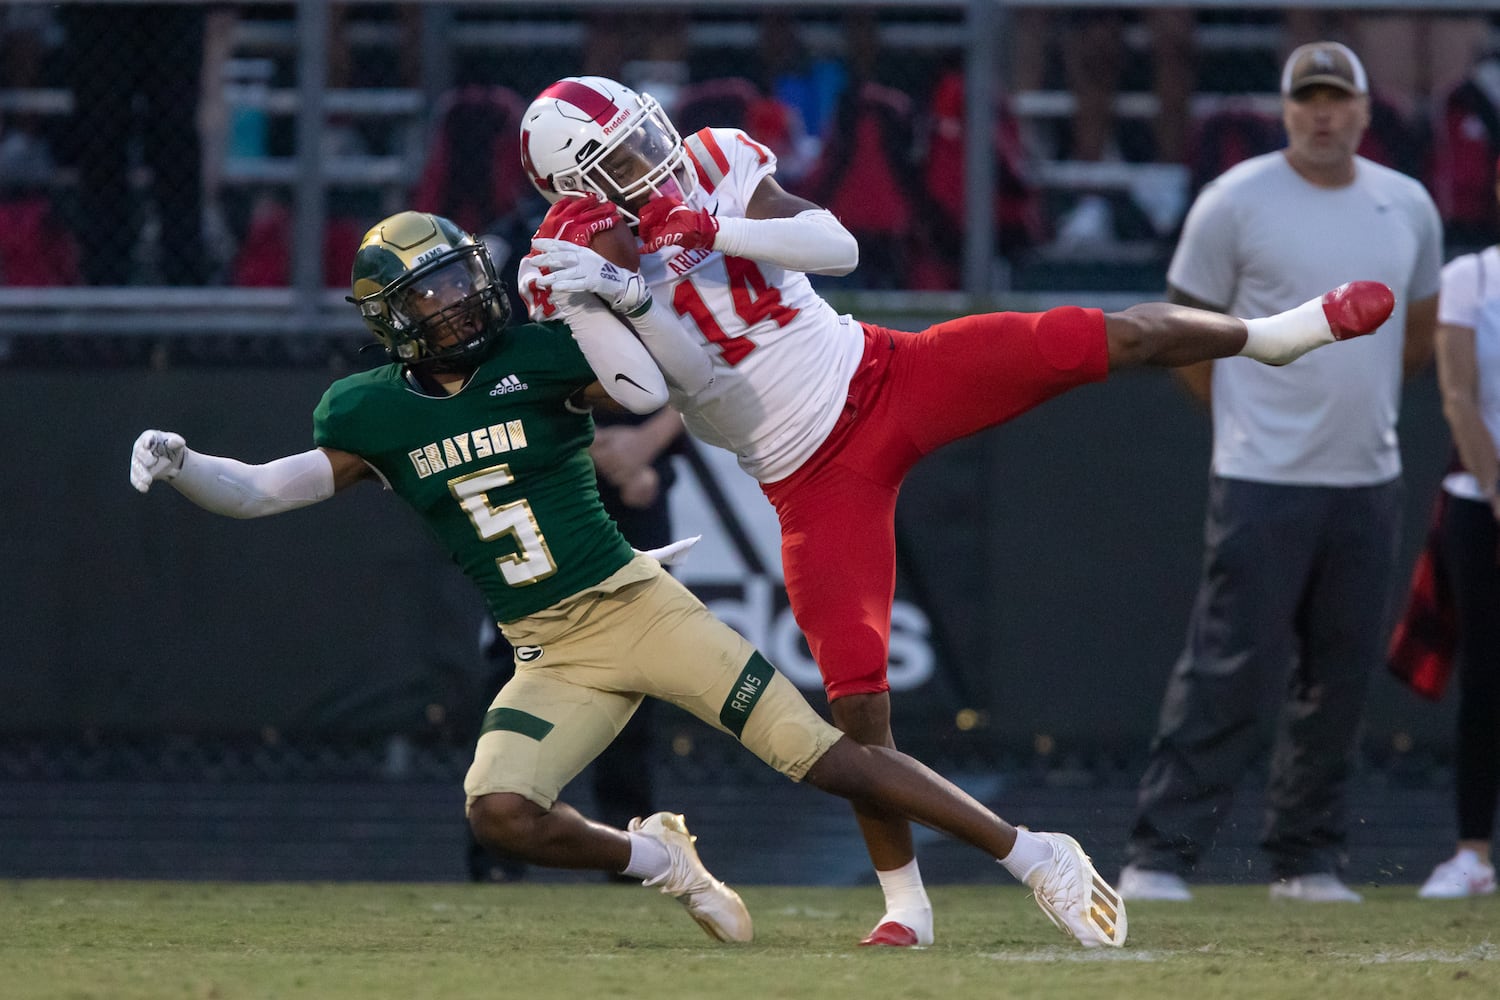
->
[639,127,864,484]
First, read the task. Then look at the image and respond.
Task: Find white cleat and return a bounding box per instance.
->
[1417,850,1497,900]
[1026,832,1127,948]
[1268,873,1363,903]
[629,811,753,942]
[1118,865,1194,902]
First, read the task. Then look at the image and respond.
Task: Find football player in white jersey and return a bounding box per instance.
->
[518,75,1396,948]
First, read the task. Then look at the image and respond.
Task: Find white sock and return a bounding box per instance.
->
[620,830,671,881]
[1456,847,1491,868]
[874,859,933,944]
[1238,296,1331,366]
[999,827,1054,885]
[876,858,931,915]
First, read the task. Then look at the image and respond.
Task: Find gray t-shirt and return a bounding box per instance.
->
[1168,152,1442,485]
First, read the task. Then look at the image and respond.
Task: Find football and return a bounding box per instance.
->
[589,218,640,272]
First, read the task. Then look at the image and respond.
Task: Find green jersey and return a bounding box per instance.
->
[313,321,636,622]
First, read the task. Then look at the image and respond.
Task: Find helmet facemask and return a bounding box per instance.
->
[530,84,695,224]
[353,238,510,371]
[586,102,695,221]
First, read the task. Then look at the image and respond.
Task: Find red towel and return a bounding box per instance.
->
[1388,491,1456,701]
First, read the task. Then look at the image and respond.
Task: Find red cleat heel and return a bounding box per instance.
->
[1321,281,1395,341]
[859,921,921,947]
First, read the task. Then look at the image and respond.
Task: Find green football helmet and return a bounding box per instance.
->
[348,212,510,369]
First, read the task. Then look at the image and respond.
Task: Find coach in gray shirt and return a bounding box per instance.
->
[1119,41,1441,904]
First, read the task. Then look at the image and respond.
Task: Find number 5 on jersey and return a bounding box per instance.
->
[450,464,557,586]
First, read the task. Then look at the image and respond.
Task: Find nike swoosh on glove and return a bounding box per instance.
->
[535,193,624,247]
[638,196,719,255]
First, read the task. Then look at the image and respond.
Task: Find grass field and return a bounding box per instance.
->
[1,880,1494,999]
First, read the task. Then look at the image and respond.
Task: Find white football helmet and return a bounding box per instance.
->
[521,76,694,222]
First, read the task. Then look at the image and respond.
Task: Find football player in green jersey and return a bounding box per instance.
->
[128,208,1127,949]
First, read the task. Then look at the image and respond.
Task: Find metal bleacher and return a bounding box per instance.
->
[217,6,1249,293]
[6,3,1500,312]
[1006,15,1283,290]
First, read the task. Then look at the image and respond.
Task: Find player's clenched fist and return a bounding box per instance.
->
[638,197,718,255]
[129,429,186,492]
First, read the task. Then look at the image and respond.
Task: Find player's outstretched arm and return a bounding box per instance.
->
[637,176,858,276]
[129,430,364,518]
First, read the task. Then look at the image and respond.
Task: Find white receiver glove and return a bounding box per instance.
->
[130,429,186,492]
[530,237,651,316]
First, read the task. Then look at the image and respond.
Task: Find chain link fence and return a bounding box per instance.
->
[3,1,1496,307]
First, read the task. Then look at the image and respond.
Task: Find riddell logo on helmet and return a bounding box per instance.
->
[600,109,631,135]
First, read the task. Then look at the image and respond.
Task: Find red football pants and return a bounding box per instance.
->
[761,307,1107,700]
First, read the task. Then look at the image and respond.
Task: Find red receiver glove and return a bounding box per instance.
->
[638,196,719,255]
[535,194,624,247]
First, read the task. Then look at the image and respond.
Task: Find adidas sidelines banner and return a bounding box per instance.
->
[664,438,970,734]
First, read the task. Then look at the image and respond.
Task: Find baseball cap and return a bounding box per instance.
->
[1281,41,1368,98]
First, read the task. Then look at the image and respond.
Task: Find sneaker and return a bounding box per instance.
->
[1321,280,1395,341]
[859,921,919,948]
[1268,873,1363,903]
[1118,865,1193,902]
[1026,832,1127,948]
[1418,850,1497,900]
[859,907,934,948]
[629,811,752,942]
[1246,280,1396,366]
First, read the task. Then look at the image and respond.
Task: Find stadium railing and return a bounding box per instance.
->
[0,0,1495,341]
